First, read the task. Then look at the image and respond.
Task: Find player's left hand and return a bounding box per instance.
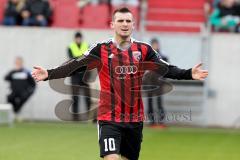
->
[192,63,208,80]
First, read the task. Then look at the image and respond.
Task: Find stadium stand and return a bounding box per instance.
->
[145,0,207,33]
[51,1,140,29]
[0,0,140,29]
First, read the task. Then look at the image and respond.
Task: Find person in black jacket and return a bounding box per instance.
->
[21,0,52,26]
[5,57,36,115]
[3,0,25,25]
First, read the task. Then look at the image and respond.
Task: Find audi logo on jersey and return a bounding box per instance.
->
[115,65,138,74]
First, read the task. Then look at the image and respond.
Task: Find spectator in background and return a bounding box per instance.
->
[5,57,36,120]
[21,0,52,26]
[3,0,25,25]
[151,38,168,63]
[210,0,240,32]
[204,0,214,16]
[146,38,168,128]
[68,31,92,121]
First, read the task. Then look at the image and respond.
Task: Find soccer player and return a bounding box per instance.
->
[32,7,208,160]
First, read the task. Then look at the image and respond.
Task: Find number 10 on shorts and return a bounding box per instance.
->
[104,138,116,152]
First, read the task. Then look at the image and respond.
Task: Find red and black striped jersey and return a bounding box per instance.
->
[47,38,192,122]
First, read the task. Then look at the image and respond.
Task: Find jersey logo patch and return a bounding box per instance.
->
[108,53,114,59]
[132,51,141,61]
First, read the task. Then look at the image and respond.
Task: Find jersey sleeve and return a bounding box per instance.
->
[46,43,101,80]
[145,44,192,80]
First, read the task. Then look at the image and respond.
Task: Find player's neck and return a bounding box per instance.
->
[114,35,131,45]
[114,35,131,50]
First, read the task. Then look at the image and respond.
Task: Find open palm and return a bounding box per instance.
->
[31,66,48,82]
[192,63,208,80]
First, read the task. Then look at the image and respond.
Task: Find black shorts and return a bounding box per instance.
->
[98,121,143,160]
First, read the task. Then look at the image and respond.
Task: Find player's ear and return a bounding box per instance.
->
[132,22,135,30]
[110,21,114,29]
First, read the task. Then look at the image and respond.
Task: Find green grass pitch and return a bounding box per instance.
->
[0,122,240,160]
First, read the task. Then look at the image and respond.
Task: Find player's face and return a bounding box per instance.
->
[111,12,134,39]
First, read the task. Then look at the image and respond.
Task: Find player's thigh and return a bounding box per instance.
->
[120,123,143,160]
[99,122,122,158]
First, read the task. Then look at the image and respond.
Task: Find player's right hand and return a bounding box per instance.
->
[31,66,48,82]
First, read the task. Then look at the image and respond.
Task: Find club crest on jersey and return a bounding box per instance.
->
[108,53,114,59]
[132,51,141,61]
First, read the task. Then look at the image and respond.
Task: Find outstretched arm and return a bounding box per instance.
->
[32,43,101,82]
[145,45,208,80]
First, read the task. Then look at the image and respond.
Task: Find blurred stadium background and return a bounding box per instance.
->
[0,0,240,160]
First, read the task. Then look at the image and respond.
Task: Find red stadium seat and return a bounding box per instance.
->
[50,0,80,28]
[145,0,206,33]
[146,25,201,33]
[80,4,109,29]
[148,0,205,9]
[147,12,205,22]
